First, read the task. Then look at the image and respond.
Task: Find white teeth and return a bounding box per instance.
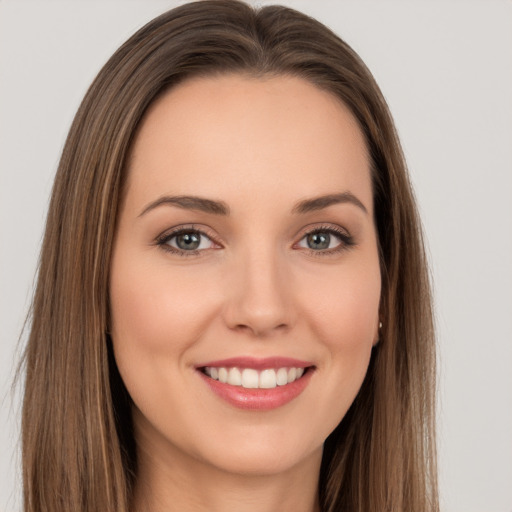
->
[218,367,228,383]
[259,369,277,389]
[203,366,308,389]
[276,367,288,386]
[241,368,259,388]
[227,367,242,386]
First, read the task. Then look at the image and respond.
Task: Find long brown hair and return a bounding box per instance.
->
[21,1,438,511]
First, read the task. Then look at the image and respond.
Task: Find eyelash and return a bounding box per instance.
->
[155,224,355,257]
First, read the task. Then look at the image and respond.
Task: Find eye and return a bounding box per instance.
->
[156,227,218,255]
[296,226,354,254]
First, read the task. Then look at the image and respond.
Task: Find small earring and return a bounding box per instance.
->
[379,321,382,329]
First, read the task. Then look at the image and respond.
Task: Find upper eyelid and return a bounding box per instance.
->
[295,222,351,239]
[156,224,219,242]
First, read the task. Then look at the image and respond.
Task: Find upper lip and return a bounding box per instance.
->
[196,356,314,370]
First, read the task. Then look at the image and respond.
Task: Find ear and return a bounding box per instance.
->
[372,318,382,346]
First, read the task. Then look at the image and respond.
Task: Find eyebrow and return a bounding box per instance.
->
[292,192,368,215]
[139,191,367,218]
[139,195,230,217]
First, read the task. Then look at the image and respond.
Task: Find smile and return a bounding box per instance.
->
[197,357,315,410]
[202,366,306,389]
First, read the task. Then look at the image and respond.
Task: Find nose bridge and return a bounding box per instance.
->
[224,240,293,336]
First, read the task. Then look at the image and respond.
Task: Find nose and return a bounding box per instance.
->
[222,247,295,337]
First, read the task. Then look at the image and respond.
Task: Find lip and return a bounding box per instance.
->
[196,356,315,411]
[196,356,314,370]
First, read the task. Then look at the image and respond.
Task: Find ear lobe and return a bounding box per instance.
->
[373,320,382,346]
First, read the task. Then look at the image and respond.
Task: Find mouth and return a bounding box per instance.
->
[196,357,315,410]
[200,365,310,389]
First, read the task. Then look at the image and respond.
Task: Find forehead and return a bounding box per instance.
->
[126,74,372,214]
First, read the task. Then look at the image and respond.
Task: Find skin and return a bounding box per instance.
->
[110,74,381,512]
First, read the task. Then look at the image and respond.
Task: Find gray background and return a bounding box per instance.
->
[1,1,511,511]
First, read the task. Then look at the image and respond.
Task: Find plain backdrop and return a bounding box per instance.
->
[1,1,511,511]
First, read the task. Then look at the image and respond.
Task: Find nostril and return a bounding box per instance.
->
[232,321,290,337]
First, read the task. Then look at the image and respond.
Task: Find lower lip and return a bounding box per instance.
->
[198,369,314,410]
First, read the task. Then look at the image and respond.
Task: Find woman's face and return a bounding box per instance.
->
[110,74,381,477]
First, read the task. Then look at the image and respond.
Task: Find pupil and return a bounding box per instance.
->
[307,232,330,250]
[177,232,200,250]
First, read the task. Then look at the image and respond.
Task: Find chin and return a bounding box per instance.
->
[199,440,323,478]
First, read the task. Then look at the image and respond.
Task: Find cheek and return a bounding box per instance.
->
[299,257,380,416]
[109,256,220,357]
[108,253,224,422]
[303,259,381,348]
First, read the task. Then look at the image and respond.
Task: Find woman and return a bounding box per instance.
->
[21,1,438,511]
